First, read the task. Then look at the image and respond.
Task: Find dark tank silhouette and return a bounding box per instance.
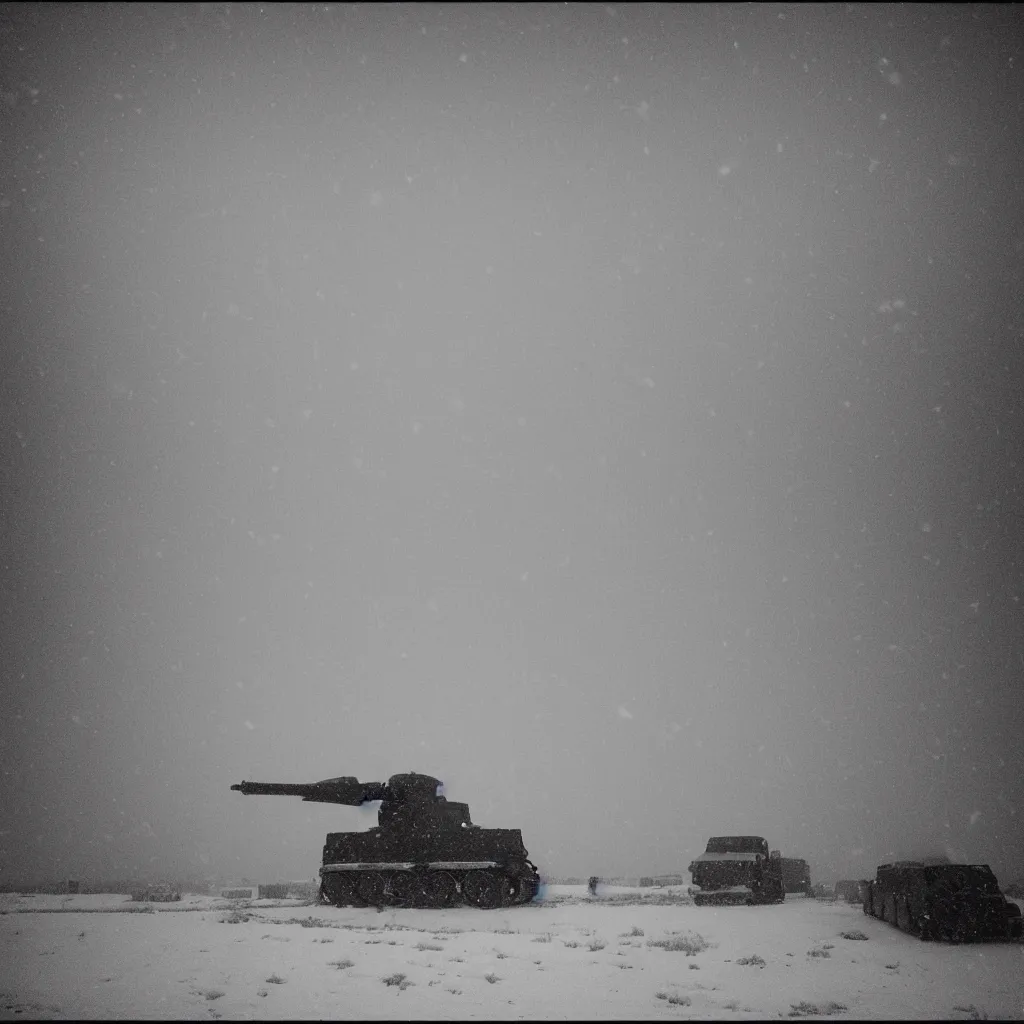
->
[687,836,786,905]
[231,772,540,909]
[863,860,1023,941]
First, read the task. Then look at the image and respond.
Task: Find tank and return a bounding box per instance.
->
[231,772,540,909]
[687,836,786,906]
[863,861,1023,941]
[780,857,812,895]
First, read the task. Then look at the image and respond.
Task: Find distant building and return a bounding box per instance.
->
[639,874,685,888]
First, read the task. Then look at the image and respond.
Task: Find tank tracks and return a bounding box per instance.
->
[319,867,539,909]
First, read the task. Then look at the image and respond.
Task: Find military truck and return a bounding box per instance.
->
[780,857,812,895]
[131,883,181,902]
[835,879,866,904]
[863,861,1023,941]
[688,836,786,906]
[231,772,540,909]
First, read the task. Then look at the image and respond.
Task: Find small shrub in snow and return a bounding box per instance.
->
[219,909,251,924]
[647,932,709,955]
[563,940,580,948]
[656,992,691,1006]
[789,1001,847,1017]
[265,974,286,985]
[382,972,413,990]
[953,1005,988,1020]
[415,941,444,951]
[620,925,644,937]
[532,933,552,943]
[840,930,869,941]
[736,954,766,967]
[808,943,834,958]
[688,963,700,970]
[588,938,607,951]
[484,972,500,984]
[204,990,225,1001]
[329,959,354,970]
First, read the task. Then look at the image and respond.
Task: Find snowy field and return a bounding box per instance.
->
[2,886,1022,1020]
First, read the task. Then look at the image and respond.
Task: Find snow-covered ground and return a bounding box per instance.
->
[2,886,1021,1020]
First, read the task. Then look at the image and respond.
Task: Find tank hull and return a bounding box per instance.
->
[318,825,540,909]
[863,862,1023,942]
[688,838,786,907]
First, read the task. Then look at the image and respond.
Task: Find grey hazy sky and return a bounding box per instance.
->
[2,2,1022,887]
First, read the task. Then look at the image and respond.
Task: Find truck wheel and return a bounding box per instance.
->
[356,872,385,907]
[896,896,915,934]
[426,871,458,908]
[872,888,885,918]
[322,873,359,908]
[462,870,504,909]
[515,874,539,904]
[883,894,896,924]
[384,872,417,907]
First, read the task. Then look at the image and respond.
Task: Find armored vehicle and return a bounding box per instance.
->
[863,861,1023,941]
[131,883,181,902]
[231,772,539,909]
[835,879,866,904]
[688,836,785,905]
[780,857,812,895]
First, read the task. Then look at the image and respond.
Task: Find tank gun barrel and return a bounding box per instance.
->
[231,777,387,805]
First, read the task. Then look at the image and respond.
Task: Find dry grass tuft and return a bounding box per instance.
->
[588,938,607,951]
[416,941,444,951]
[382,972,414,990]
[647,932,709,955]
[952,1005,988,1020]
[265,974,286,985]
[329,959,354,970]
[736,954,766,967]
[656,991,692,1006]
[789,1000,847,1017]
[840,930,869,940]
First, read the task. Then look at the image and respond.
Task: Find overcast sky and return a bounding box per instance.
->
[2,2,1022,888]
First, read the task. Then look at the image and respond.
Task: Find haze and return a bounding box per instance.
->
[2,3,1022,890]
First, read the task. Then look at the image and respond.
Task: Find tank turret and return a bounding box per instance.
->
[231,771,539,910]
